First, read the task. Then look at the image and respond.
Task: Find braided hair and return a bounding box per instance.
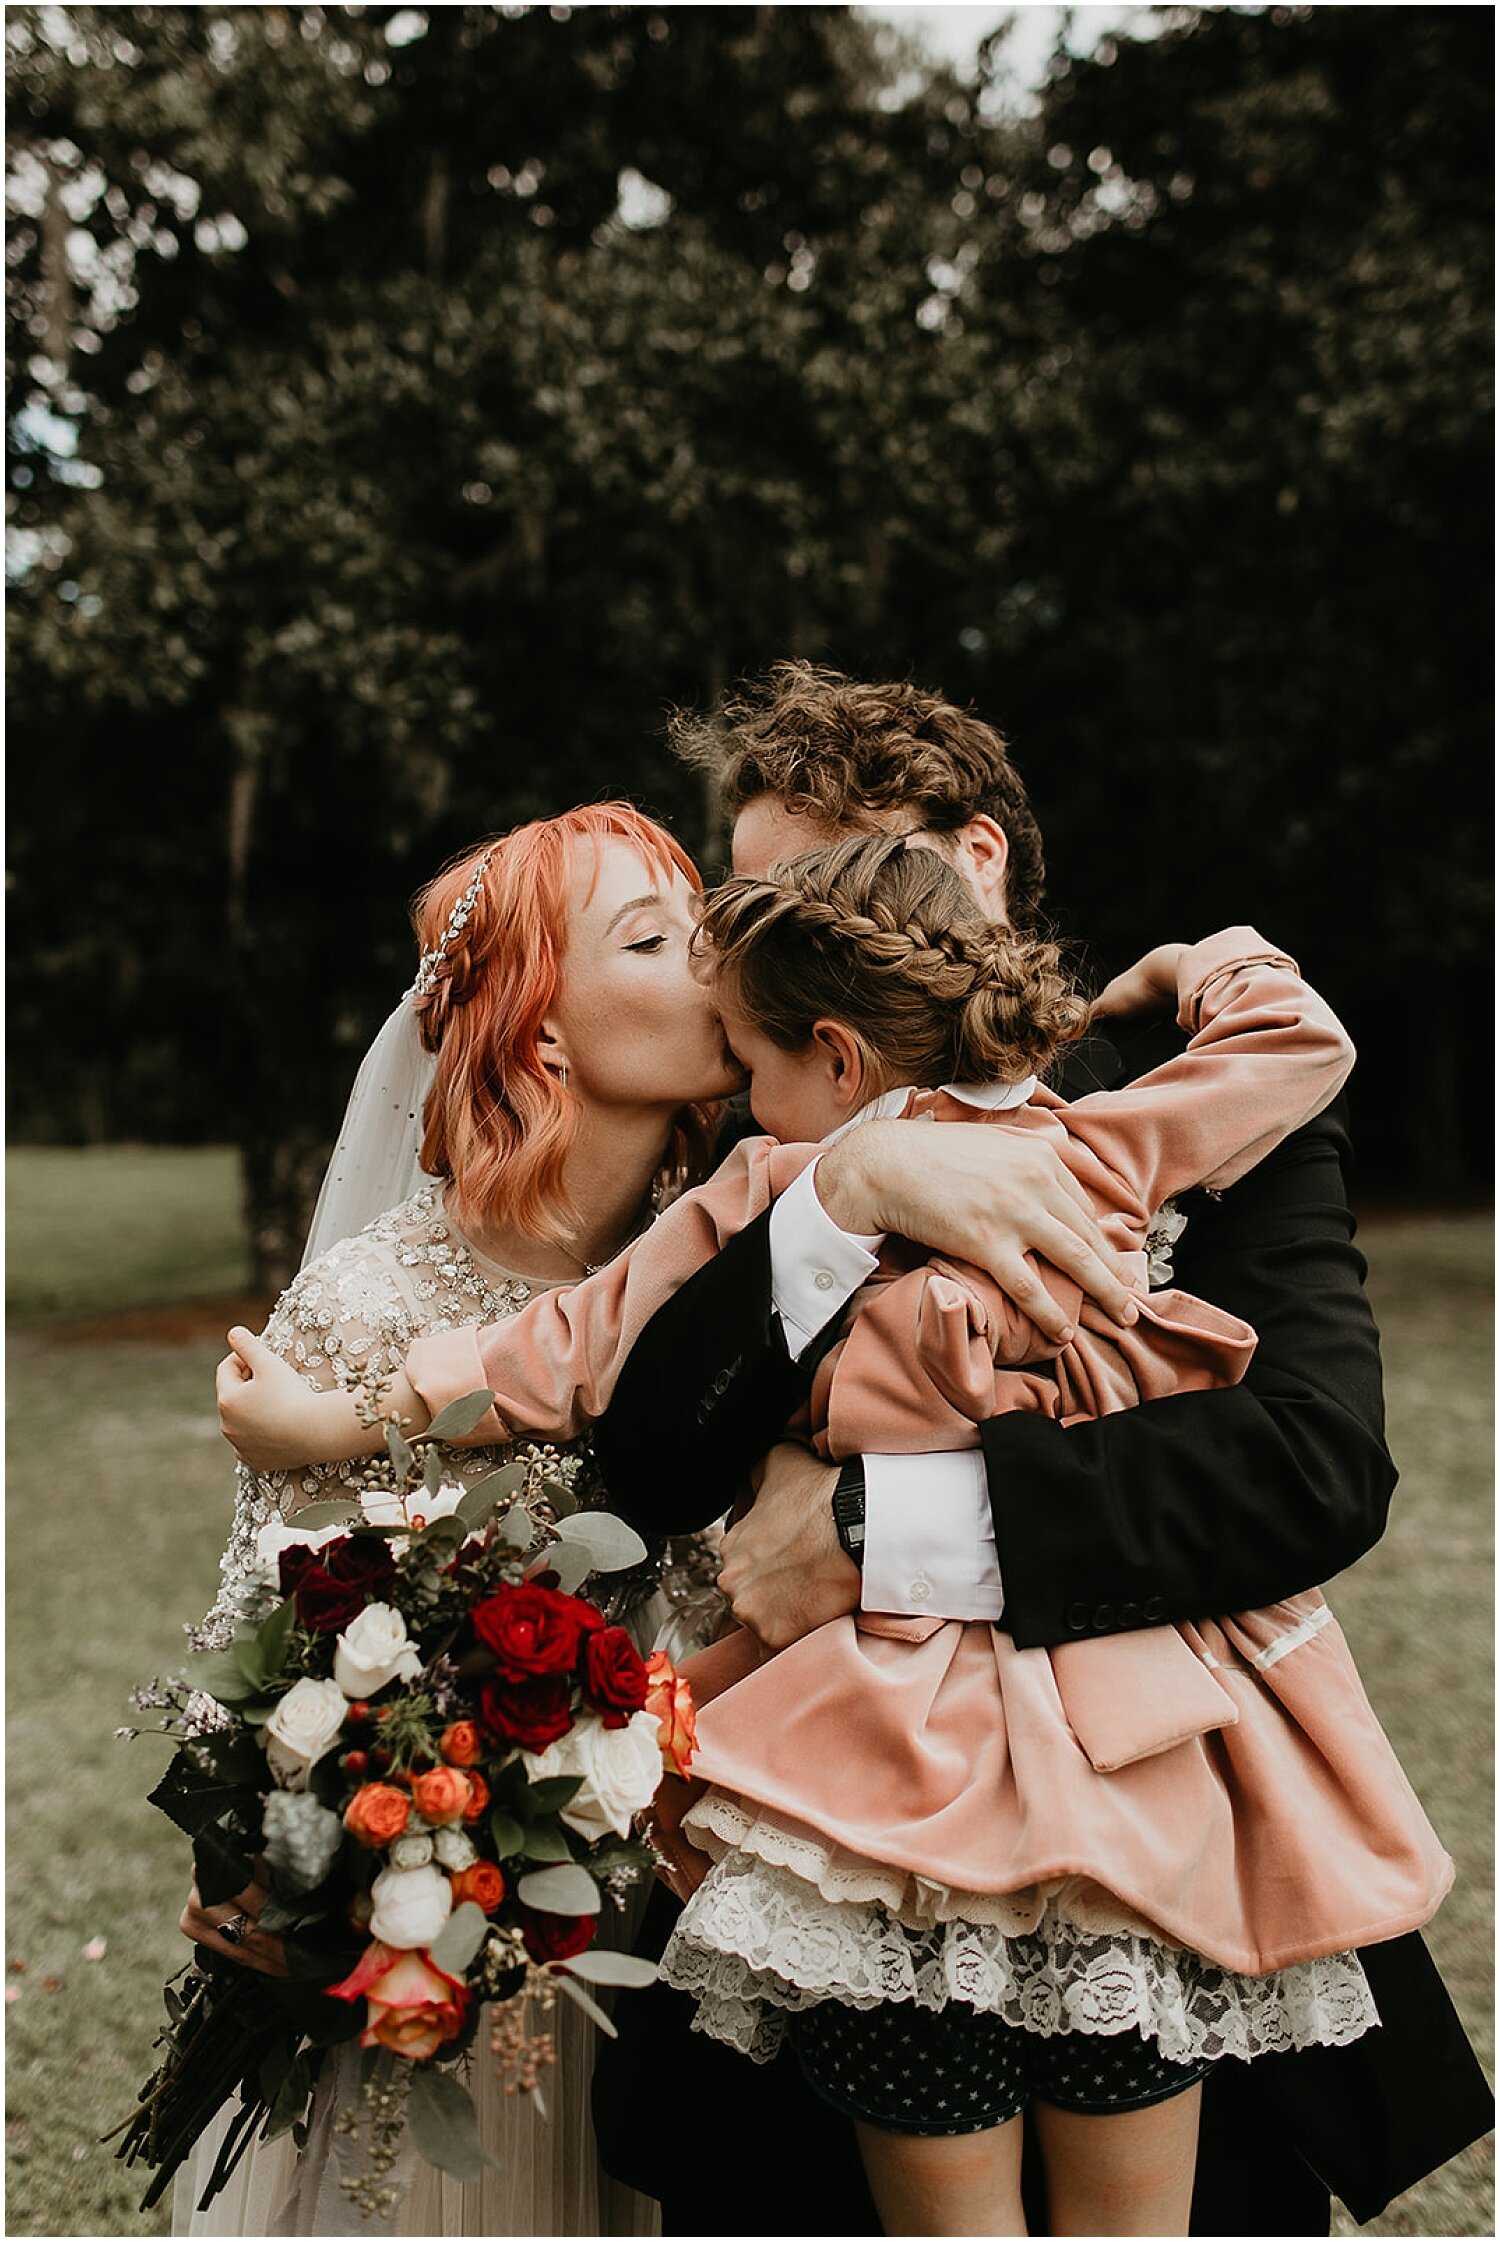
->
[698,835,1088,1095]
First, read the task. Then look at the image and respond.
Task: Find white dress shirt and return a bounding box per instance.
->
[765,1079,1034,1622]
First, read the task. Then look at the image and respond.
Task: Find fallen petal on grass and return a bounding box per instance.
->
[82,1938,108,1961]
[4,1986,20,2005]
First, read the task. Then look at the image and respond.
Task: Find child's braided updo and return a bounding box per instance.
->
[698,834,1089,1094]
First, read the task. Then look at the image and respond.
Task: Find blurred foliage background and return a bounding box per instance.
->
[6,2,1493,1286]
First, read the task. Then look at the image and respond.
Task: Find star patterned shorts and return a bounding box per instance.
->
[787,1996,1214,2135]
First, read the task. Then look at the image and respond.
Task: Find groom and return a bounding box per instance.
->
[590,663,1491,2235]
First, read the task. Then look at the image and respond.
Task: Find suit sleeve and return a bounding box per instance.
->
[589,1203,830,1535]
[984,1095,1397,1649]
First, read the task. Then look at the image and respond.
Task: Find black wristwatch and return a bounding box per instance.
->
[831,1455,866,1567]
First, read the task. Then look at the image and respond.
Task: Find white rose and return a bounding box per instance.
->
[333,1603,423,1699]
[252,1518,349,1573]
[388,1831,434,1869]
[369,1862,452,1949]
[431,1824,477,1872]
[262,1676,348,1791]
[523,1710,664,1841]
[411,1481,467,1524]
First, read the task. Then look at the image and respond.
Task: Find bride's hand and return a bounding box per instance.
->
[180,1861,287,1977]
[216,1328,378,1470]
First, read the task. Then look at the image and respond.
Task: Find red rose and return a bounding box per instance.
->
[280,1536,397,1635]
[517,1905,594,1964]
[471,1584,602,1680]
[582,1626,651,1729]
[479,1673,575,1752]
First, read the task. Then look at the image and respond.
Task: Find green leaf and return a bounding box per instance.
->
[422,1445,447,1494]
[280,1501,361,1531]
[255,1596,298,1678]
[234,1697,284,1726]
[147,1752,256,1839]
[542,1542,592,1596]
[233,1636,268,1693]
[516,1863,601,1916]
[560,1950,659,1988]
[488,1809,525,1861]
[428,1900,488,1976]
[517,1822,571,1864]
[540,1479,578,1518]
[553,1969,617,2038]
[192,1819,254,1909]
[406,2069,497,2182]
[386,1425,415,1478]
[554,1512,647,1573]
[179,1648,259,1705]
[422,1390,498,1443]
[496,1504,537,1550]
[518,1775,582,1815]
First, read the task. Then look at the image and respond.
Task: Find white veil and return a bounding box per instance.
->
[299,994,434,1268]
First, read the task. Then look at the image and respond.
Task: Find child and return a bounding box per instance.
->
[224,836,1450,2236]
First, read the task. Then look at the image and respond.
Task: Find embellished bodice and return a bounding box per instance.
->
[197,1184,579,1647]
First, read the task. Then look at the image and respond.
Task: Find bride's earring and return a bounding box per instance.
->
[559,1060,568,1090]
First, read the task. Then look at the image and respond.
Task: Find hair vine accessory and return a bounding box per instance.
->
[412,849,495,1000]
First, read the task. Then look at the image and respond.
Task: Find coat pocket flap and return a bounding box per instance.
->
[855,1612,949,1645]
[1051,1629,1238,1770]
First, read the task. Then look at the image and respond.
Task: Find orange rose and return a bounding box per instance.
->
[409,1765,471,1826]
[644,1651,697,1778]
[440,1721,483,1768]
[450,1861,506,1913]
[343,1782,412,1848]
[327,1940,469,2061]
[462,1771,490,1823]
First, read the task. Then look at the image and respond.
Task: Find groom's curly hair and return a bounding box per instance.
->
[671,662,1047,929]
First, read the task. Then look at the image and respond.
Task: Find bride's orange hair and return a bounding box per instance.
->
[411,804,718,1247]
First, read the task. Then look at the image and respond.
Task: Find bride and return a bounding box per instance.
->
[174,801,741,2237]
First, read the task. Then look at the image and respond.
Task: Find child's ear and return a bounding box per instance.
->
[811,1020,870,1113]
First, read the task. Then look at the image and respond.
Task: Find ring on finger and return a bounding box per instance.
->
[219,1910,254,1946]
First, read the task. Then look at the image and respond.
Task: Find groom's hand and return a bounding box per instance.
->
[717,1443,860,1651]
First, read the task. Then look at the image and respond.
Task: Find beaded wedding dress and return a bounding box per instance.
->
[172,1183,665,2238]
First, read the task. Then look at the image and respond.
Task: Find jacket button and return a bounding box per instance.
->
[1119,1602,1142,1629]
[1143,1596,1166,1622]
[1065,1601,1089,1632]
[1092,1602,1115,1630]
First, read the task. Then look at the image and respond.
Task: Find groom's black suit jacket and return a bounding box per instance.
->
[589,1035,1492,2233]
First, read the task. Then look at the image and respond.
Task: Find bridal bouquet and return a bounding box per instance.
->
[112,1392,696,2219]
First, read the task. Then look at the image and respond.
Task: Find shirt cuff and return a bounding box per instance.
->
[861,1451,1004,1622]
[768,1155,882,1361]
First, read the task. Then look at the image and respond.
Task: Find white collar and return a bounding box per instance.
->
[821,1075,1037,1145]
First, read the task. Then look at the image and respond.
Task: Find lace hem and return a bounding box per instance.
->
[685,1788,1167,1938]
[659,1850,1379,2068]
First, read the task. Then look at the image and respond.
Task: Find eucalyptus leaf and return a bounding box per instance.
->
[422,1445,447,1494]
[261,2052,314,2143]
[553,1512,647,1573]
[542,1542,593,1596]
[488,1809,525,1861]
[557,1950,660,1988]
[540,1479,578,1518]
[385,1425,415,1478]
[496,1504,537,1550]
[553,1969,618,2038]
[517,1822,571,1864]
[516,1863,601,1916]
[406,2069,497,2183]
[279,1501,362,1531]
[455,1481,502,1531]
[427,1901,489,1976]
[422,1390,499,1443]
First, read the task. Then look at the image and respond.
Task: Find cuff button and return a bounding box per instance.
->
[909,1574,933,1603]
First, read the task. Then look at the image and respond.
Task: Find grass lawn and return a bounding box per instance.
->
[3,1150,1492,2237]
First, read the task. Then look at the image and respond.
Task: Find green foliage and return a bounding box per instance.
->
[6,4,1491,1249]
